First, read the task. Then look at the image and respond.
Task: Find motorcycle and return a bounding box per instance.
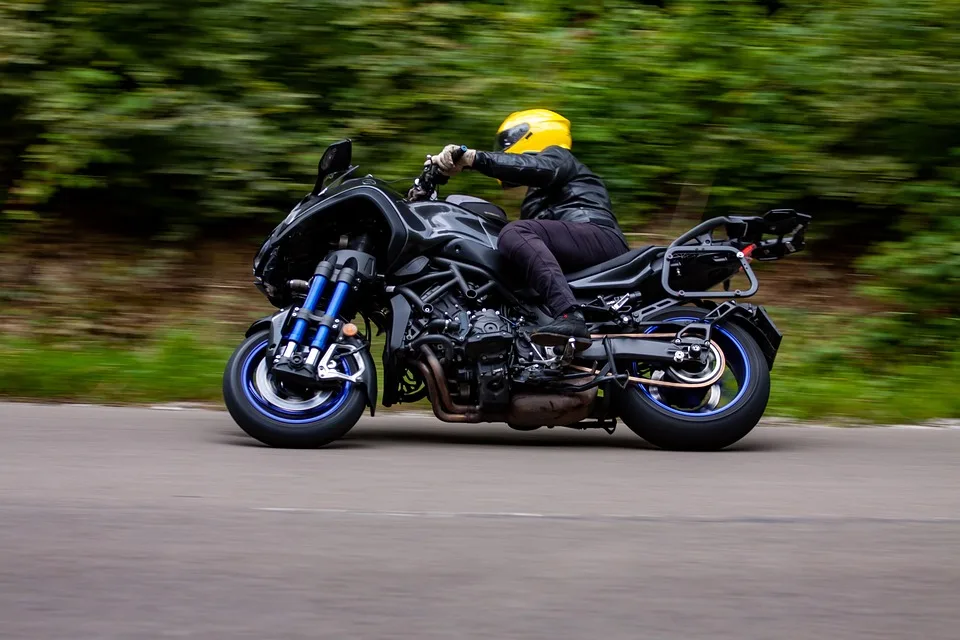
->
[223,140,810,450]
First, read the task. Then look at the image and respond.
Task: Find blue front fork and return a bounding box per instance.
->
[279,258,359,366]
[281,259,334,359]
[309,281,350,352]
[286,276,327,346]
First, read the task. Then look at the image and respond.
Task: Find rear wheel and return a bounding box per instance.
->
[618,308,770,451]
[222,330,368,448]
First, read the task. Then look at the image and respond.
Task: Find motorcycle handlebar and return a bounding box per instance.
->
[409,145,468,201]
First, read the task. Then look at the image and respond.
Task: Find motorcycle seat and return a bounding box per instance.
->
[564,246,656,281]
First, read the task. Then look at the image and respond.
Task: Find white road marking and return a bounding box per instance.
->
[46,401,960,429]
[253,507,960,524]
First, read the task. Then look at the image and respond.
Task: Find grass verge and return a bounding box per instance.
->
[768,309,960,422]
[0,328,234,405]
[0,311,956,422]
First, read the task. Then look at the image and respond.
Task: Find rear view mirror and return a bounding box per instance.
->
[312,139,353,194]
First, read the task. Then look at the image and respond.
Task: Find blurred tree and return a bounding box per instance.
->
[0,0,957,334]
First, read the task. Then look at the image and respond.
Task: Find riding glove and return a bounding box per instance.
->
[429,144,476,175]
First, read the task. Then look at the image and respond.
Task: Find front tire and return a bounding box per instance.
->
[223,331,368,448]
[618,308,770,451]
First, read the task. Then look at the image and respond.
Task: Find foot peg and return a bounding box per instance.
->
[531,309,590,352]
[530,332,591,352]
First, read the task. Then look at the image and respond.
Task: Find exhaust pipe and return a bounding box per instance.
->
[419,346,479,414]
[416,345,594,427]
[415,361,485,423]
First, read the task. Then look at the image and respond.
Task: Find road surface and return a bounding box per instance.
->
[1,402,959,639]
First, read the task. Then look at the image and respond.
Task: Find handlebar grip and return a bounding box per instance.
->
[451,145,468,163]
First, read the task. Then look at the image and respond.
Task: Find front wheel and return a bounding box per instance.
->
[617,308,770,451]
[222,330,368,448]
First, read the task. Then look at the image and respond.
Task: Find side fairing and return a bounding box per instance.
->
[253,179,408,303]
[252,179,509,305]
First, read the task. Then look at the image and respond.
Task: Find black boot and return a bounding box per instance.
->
[532,309,591,351]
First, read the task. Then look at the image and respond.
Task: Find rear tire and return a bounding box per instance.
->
[618,308,770,451]
[223,331,368,448]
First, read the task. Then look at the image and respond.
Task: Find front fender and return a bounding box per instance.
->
[352,339,378,417]
[244,310,378,416]
[245,316,272,337]
[245,309,293,355]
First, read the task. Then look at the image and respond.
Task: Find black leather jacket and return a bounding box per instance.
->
[472,146,625,241]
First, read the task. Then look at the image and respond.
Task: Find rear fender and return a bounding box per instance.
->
[717,304,782,369]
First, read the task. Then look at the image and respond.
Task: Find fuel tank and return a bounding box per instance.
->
[400,200,508,274]
[401,200,504,251]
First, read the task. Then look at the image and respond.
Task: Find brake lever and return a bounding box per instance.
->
[407,164,438,201]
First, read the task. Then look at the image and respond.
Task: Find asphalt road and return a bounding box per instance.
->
[1,402,959,639]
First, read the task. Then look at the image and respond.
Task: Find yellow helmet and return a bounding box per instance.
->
[494,109,572,155]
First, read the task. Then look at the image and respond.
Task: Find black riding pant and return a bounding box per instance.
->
[497,219,629,316]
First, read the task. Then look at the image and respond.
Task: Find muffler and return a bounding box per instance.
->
[506,386,597,428]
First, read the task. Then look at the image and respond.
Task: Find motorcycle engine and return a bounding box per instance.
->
[464,309,513,357]
[464,309,513,411]
[408,285,517,412]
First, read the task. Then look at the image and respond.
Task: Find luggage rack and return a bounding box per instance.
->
[661,209,810,300]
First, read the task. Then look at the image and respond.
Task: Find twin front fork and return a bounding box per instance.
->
[276,256,359,378]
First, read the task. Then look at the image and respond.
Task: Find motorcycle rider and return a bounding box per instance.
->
[429,109,629,348]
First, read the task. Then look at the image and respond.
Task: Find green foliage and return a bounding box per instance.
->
[2,1,958,227]
[1,0,958,362]
[859,205,960,315]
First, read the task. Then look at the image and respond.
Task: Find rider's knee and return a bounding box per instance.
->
[497,223,520,255]
[498,220,536,256]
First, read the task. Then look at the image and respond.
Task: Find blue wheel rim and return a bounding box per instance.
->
[638,318,751,418]
[241,340,352,425]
